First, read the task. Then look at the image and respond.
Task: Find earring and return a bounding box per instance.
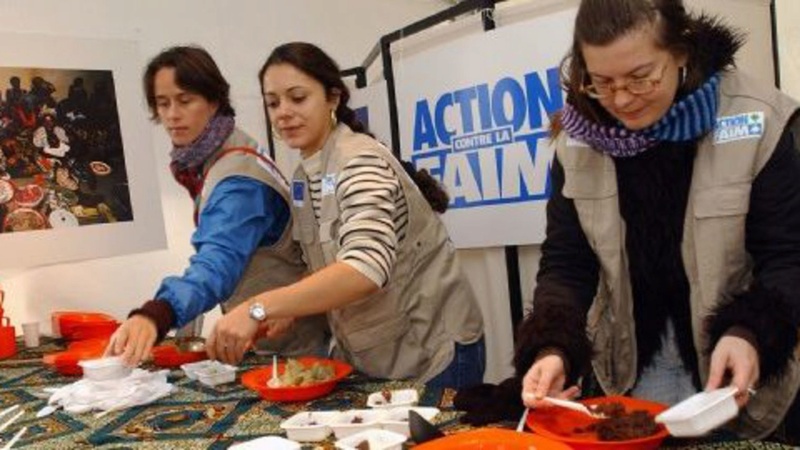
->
[679,66,687,86]
[330,109,338,129]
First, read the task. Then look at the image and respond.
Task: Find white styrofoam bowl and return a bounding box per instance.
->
[78,356,132,381]
[279,411,338,442]
[655,386,738,437]
[330,409,386,439]
[335,429,407,450]
[366,389,419,408]
[229,436,300,450]
[379,406,439,437]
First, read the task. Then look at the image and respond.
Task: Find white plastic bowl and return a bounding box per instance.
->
[330,409,386,439]
[366,389,419,408]
[280,411,337,442]
[181,360,216,380]
[195,363,237,387]
[335,429,407,450]
[655,386,738,437]
[379,406,439,437]
[78,356,132,381]
[229,436,300,450]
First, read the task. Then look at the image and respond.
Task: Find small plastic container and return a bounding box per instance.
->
[280,411,338,442]
[229,436,301,450]
[78,356,132,381]
[379,406,439,437]
[330,409,386,439]
[655,386,738,437]
[194,362,237,387]
[335,429,407,450]
[366,388,419,408]
[181,360,216,380]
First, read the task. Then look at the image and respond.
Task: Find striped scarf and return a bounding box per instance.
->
[560,73,720,157]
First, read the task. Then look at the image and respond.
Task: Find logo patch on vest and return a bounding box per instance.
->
[714,112,764,144]
[321,173,337,197]
[292,180,305,207]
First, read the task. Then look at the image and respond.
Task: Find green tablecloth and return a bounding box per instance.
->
[0,337,795,449]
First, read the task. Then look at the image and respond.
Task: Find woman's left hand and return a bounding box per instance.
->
[706,335,760,407]
[207,300,259,365]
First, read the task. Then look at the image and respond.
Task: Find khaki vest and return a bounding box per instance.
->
[200,128,328,356]
[557,72,800,438]
[291,124,484,381]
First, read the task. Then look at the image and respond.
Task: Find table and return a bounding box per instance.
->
[0,337,795,449]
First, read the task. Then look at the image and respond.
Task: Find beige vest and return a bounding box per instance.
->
[201,128,328,356]
[291,125,484,381]
[557,72,800,438]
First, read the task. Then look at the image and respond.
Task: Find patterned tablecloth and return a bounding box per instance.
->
[0,337,795,449]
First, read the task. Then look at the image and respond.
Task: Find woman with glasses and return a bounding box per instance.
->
[513,0,800,442]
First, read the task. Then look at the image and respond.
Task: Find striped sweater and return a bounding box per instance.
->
[300,152,409,287]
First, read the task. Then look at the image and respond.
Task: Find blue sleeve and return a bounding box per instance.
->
[155,176,290,327]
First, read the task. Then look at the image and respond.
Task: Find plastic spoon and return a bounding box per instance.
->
[267,354,281,388]
[543,396,605,418]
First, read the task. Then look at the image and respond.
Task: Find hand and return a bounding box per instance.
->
[521,354,580,408]
[207,299,260,365]
[104,315,157,367]
[706,335,760,407]
[259,317,295,340]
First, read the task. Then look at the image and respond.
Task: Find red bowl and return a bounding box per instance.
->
[57,312,117,339]
[151,344,208,368]
[416,428,573,450]
[240,356,352,402]
[527,395,670,450]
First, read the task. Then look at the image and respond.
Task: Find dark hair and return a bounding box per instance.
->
[260,42,449,212]
[143,45,235,121]
[557,0,744,127]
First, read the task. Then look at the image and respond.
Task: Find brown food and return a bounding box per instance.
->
[351,416,364,424]
[4,209,45,232]
[355,441,370,450]
[381,388,392,403]
[575,402,658,441]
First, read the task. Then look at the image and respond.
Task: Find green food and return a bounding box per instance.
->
[278,359,335,387]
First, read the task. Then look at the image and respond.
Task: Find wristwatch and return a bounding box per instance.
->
[249,302,268,322]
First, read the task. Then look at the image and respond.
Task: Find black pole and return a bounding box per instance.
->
[770,0,781,89]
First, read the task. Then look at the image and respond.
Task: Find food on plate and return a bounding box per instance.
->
[56,167,79,190]
[15,184,45,207]
[90,161,111,176]
[351,416,364,424]
[274,358,335,387]
[0,180,14,204]
[574,401,658,441]
[355,441,370,450]
[4,208,46,232]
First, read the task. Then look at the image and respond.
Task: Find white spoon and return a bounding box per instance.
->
[543,396,605,418]
[267,354,281,388]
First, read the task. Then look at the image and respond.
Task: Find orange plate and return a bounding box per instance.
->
[416,428,572,450]
[240,357,352,402]
[43,338,108,376]
[527,395,669,450]
[151,344,208,368]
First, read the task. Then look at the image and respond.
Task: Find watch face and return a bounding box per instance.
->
[250,303,267,321]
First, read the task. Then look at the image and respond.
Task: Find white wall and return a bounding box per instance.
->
[0,1,450,336]
[776,0,800,101]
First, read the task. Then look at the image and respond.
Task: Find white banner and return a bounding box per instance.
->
[394,8,577,248]
[348,79,392,147]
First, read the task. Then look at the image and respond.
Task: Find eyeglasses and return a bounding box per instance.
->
[581,64,668,99]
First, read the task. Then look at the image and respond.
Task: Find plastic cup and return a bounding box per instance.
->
[22,322,40,348]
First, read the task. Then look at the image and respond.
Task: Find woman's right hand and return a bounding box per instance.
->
[521,353,579,408]
[104,315,158,367]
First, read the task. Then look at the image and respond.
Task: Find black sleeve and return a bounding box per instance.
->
[513,155,600,383]
[707,111,800,384]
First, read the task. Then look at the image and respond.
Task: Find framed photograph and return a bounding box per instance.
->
[0,33,165,270]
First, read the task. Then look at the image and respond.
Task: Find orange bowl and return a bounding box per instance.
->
[240,356,352,402]
[151,344,208,368]
[527,395,669,450]
[416,428,572,450]
[57,312,117,340]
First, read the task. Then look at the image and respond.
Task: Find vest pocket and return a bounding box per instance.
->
[693,183,751,218]
[562,168,618,200]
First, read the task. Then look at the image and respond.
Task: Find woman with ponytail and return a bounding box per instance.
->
[209,42,485,389]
